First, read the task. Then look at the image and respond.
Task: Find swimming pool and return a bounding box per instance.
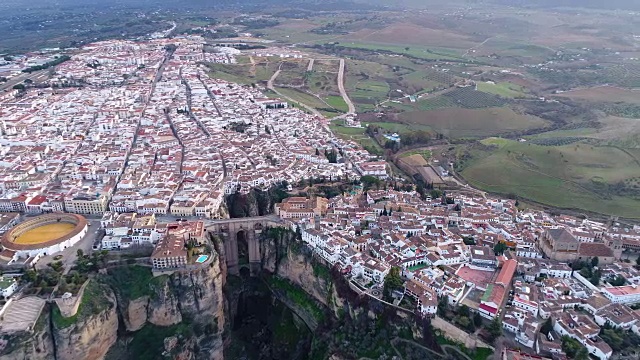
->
[195,255,209,263]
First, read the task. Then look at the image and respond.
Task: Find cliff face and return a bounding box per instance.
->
[114,257,227,360]
[260,229,333,305]
[53,287,118,360]
[0,311,54,360]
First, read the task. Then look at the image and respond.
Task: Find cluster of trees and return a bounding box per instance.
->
[415,180,441,201]
[493,242,508,255]
[383,266,403,301]
[599,325,640,352]
[561,336,589,360]
[23,268,60,288]
[309,310,406,359]
[573,257,603,286]
[325,148,338,163]
[361,175,382,191]
[22,55,70,73]
[400,130,431,147]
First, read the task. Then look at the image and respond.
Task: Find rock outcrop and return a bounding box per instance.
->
[0,312,54,360]
[147,279,182,326]
[53,283,118,360]
[260,228,333,305]
[123,295,149,332]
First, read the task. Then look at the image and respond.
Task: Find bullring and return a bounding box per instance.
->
[0,214,88,262]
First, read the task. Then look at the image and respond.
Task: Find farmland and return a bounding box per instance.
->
[555,86,640,105]
[196,3,640,219]
[476,82,530,99]
[399,107,548,139]
[457,138,640,218]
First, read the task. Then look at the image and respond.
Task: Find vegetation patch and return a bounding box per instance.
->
[102,265,168,302]
[52,280,111,329]
[457,139,640,218]
[268,276,324,323]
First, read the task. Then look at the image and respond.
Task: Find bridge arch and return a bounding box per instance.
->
[207,217,279,276]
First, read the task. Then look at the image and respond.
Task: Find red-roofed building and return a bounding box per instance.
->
[26,195,47,214]
[497,259,518,287]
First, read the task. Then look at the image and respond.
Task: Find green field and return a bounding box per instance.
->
[207,62,278,85]
[476,82,530,98]
[338,42,464,61]
[458,138,640,218]
[325,95,349,112]
[399,107,548,138]
[276,87,328,109]
[400,149,432,160]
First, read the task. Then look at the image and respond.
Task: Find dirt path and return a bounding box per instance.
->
[248,56,256,76]
[338,58,356,114]
[307,58,314,71]
[267,64,322,117]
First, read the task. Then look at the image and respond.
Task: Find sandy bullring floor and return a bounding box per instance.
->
[13,223,76,245]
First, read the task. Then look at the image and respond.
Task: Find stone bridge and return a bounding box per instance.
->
[205,215,282,275]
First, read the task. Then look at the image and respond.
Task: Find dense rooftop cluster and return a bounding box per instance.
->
[288,189,640,360]
[0,39,383,218]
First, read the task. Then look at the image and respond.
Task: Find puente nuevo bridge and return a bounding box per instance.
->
[205,215,283,275]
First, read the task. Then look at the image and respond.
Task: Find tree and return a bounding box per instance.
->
[590,269,601,286]
[315,148,320,156]
[382,206,388,216]
[493,242,507,255]
[458,304,470,317]
[429,189,442,199]
[473,312,483,327]
[600,328,624,351]
[562,336,588,359]
[265,125,271,135]
[636,255,640,267]
[76,249,84,258]
[540,318,553,335]
[383,267,403,301]
[591,256,599,267]
[463,237,476,246]
[485,318,502,343]
[12,83,25,91]
[610,275,626,286]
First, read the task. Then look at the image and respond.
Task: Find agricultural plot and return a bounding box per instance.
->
[459,138,640,218]
[400,149,432,162]
[275,87,328,111]
[207,63,274,85]
[329,123,383,155]
[555,86,640,105]
[476,82,530,98]
[325,96,349,113]
[442,87,506,108]
[399,107,548,138]
[604,64,640,88]
[416,96,457,111]
[313,59,339,73]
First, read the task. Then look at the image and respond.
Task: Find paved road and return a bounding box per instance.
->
[0,70,49,92]
[337,58,356,114]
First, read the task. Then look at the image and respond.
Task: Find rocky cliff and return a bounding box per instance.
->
[53,284,118,360]
[0,226,370,360]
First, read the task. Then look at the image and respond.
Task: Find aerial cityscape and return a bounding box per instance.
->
[0,0,639,359]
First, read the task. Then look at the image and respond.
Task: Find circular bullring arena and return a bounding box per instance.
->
[1,214,88,261]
